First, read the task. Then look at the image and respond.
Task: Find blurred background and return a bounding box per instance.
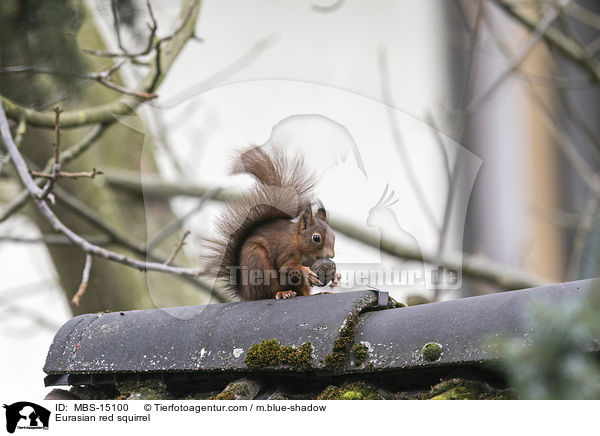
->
[0,0,598,399]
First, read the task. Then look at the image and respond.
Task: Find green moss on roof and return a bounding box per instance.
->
[421,342,442,362]
[317,381,381,400]
[244,339,313,370]
[388,296,407,308]
[214,390,236,400]
[114,380,170,400]
[352,343,369,366]
[325,313,359,370]
[426,379,512,400]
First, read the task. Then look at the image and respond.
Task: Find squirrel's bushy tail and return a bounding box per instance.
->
[204,146,316,296]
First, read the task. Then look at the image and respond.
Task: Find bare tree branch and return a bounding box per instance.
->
[0,234,111,245]
[38,106,64,200]
[71,254,92,306]
[30,168,103,180]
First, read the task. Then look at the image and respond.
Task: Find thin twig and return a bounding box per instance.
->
[53,105,62,164]
[96,78,157,99]
[30,168,103,179]
[72,254,92,306]
[39,106,64,200]
[165,230,191,265]
[110,0,126,55]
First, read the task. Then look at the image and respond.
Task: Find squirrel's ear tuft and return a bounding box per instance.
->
[299,203,314,231]
[316,199,326,221]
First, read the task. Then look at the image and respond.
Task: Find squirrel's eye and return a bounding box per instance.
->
[312,233,321,243]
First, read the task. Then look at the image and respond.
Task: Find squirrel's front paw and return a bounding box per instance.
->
[275,290,296,300]
[301,265,323,287]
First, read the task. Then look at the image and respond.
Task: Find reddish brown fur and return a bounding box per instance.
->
[203,146,335,300]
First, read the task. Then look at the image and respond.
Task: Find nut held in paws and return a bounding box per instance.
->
[310,258,337,286]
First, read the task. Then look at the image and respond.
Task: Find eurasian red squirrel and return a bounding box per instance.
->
[205,146,338,300]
